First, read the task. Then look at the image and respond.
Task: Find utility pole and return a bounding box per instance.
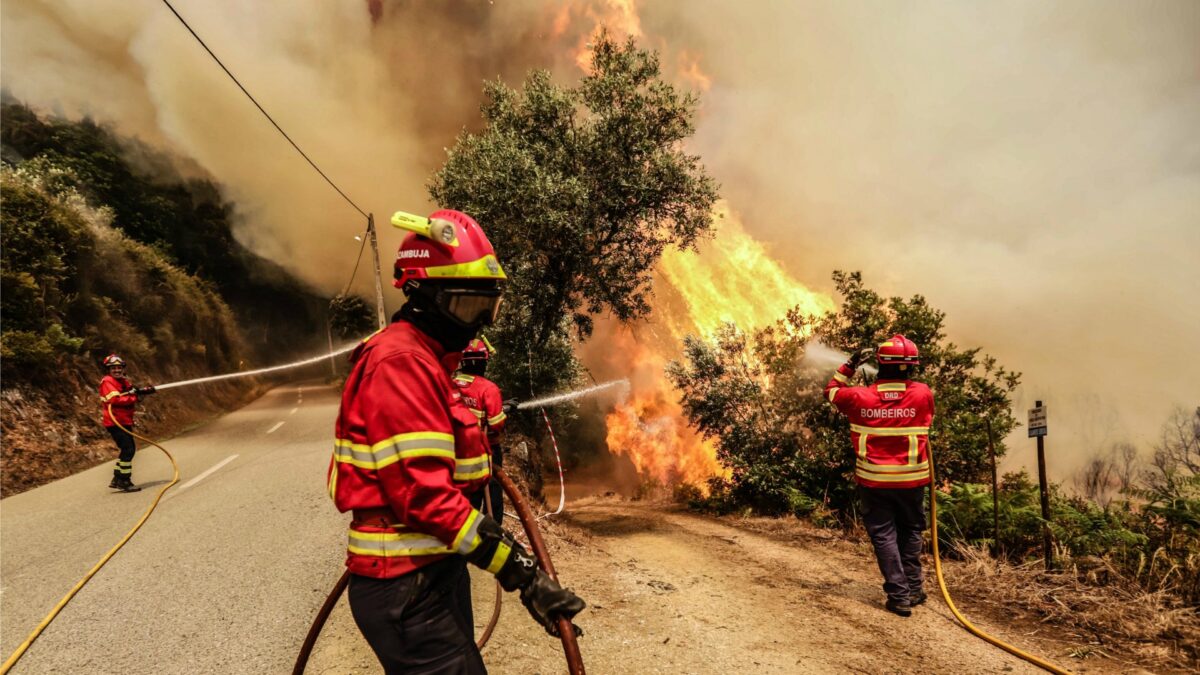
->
[986,417,999,557]
[1029,401,1053,571]
[366,213,387,329]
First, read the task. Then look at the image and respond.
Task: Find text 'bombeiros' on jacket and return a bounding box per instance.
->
[824,363,934,488]
[327,320,515,579]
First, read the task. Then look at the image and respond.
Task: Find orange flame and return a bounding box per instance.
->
[594,203,834,490]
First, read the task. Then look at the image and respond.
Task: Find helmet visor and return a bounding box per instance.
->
[436,288,504,327]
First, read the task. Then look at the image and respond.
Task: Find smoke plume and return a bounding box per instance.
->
[4,0,1197,476]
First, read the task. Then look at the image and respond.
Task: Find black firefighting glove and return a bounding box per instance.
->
[846,347,874,370]
[502,398,520,414]
[465,514,586,636]
[520,569,586,637]
[135,386,157,397]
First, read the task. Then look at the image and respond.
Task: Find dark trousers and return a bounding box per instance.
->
[348,557,484,674]
[107,426,137,479]
[860,486,926,602]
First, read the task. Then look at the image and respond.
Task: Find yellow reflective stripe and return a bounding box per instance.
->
[487,411,507,426]
[849,424,929,436]
[881,341,895,347]
[334,433,456,470]
[455,374,475,383]
[454,455,491,481]
[833,372,850,385]
[470,408,485,420]
[856,460,929,474]
[423,255,507,280]
[827,387,839,403]
[486,541,513,574]
[347,529,452,557]
[361,327,385,344]
[908,434,919,464]
[327,465,338,500]
[102,390,123,401]
[857,430,869,461]
[856,467,931,482]
[877,383,906,392]
[451,509,483,555]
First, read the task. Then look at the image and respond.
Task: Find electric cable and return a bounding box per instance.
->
[928,445,1072,675]
[0,409,180,675]
[340,227,371,296]
[158,0,367,219]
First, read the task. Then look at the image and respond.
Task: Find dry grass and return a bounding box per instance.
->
[947,545,1200,671]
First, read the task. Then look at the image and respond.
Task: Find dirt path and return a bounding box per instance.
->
[309,496,1122,674]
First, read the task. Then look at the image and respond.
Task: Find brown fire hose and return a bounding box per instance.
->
[494,468,586,675]
[293,468,584,674]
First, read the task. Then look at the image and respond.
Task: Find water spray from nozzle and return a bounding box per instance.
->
[518,379,630,409]
[802,340,878,378]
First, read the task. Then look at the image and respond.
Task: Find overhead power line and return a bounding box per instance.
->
[159,0,368,218]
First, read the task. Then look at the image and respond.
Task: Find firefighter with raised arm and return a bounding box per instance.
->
[327,209,584,673]
[824,335,933,617]
[454,338,511,524]
[98,354,156,492]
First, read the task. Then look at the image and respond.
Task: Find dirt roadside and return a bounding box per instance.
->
[308,495,1153,674]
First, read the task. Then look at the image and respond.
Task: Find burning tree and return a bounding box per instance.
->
[669,271,1022,519]
[429,31,718,403]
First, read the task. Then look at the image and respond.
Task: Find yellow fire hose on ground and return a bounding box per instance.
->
[0,409,179,675]
[928,446,1071,675]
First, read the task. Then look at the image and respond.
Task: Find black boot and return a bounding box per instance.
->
[115,477,142,493]
[909,591,928,606]
[109,476,122,489]
[885,598,912,617]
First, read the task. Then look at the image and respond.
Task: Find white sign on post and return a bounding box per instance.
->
[1028,405,1048,437]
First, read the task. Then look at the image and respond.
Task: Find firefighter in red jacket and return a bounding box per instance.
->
[328,209,584,674]
[454,338,511,524]
[99,354,156,492]
[825,335,933,617]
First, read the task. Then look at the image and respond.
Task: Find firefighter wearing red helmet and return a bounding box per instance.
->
[328,209,584,673]
[453,338,512,524]
[824,334,933,617]
[98,354,156,492]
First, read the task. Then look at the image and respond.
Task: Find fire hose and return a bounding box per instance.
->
[928,445,1070,675]
[0,408,180,675]
[293,467,585,674]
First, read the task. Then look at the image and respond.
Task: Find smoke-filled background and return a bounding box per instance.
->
[3,0,1197,478]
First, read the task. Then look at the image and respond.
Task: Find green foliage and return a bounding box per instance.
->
[1,156,244,383]
[670,271,1020,521]
[429,32,718,416]
[329,294,376,339]
[1,100,327,356]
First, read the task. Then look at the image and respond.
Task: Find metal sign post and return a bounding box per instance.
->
[1029,401,1053,570]
[986,417,999,557]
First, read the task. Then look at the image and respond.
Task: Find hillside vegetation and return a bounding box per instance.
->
[1,101,331,495]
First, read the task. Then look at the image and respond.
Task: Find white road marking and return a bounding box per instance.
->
[266,421,285,434]
[168,455,239,497]
[289,407,299,415]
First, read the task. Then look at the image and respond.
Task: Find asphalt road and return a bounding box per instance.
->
[1,381,348,674]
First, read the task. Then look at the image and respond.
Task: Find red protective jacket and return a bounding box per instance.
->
[328,321,493,578]
[99,375,137,427]
[825,363,934,488]
[452,373,506,450]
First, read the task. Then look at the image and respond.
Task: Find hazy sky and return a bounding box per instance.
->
[3,0,1196,477]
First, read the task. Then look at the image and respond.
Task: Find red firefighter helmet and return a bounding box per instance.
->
[392,209,506,288]
[876,335,920,366]
[102,354,126,369]
[392,209,507,327]
[462,338,491,362]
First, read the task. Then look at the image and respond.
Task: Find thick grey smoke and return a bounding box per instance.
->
[633,0,1200,476]
[4,0,1196,477]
